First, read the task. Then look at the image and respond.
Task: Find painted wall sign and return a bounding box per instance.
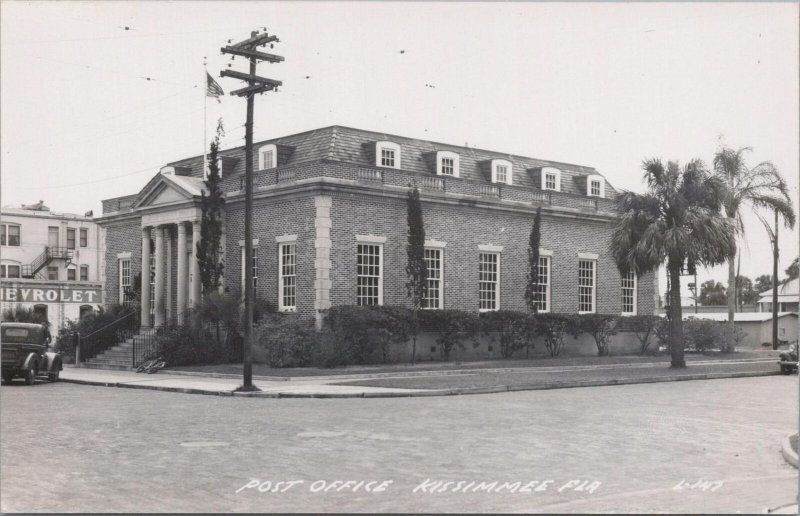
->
[0,287,102,304]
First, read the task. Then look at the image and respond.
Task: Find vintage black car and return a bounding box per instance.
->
[1,322,62,384]
[778,344,798,375]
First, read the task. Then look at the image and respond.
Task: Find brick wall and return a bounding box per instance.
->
[103,219,142,306]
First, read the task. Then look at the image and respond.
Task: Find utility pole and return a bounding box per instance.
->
[220,30,283,390]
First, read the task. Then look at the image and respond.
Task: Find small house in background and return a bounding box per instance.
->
[757,278,799,313]
[683,312,798,349]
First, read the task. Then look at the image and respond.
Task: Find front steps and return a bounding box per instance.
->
[80,338,135,371]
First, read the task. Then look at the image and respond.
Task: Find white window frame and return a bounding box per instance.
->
[80,228,88,247]
[80,264,89,282]
[119,258,131,303]
[278,242,297,312]
[541,166,561,192]
[532,253,551,313]
[478,252,500,312]
[578,258,596,314]
[1,223,20,247]
[491,159,513,185]
[376,141,401,169]
[436,151,460,178]
[240,240,259,294]
[258,144,277,170]
[422,247,443,310]
[621,270,637,315]
[66,228,76,249]
[356,243,383,306]
[586,174,606,198]
[1,264,21,279]
[67,266,77,281]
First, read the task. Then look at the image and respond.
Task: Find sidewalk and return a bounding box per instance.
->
[59,356,784,398]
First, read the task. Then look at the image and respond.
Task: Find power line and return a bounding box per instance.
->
[17,165,158,190]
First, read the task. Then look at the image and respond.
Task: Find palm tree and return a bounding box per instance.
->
[610,159,736,368]
[713,147,795,348]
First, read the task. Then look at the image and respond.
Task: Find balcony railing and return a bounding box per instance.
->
[578,198,598,211]
[357,168,383,183]
[479,184,500,199]
[418,176,445,192]
[531,191,552,205]
[276,169,296,183]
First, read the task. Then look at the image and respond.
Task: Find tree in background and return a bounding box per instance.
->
[785,257,799,281]
[197,119,226,295]
[734,275,758,309]
[524,208,542,314]
[404,185,427,365]
[611,158,735,367]
[713,146,794,348]
[757,209,795,349]
[754,274,773,294]
[698,280,727,306]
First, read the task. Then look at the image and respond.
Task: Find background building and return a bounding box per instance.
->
[97,125,657,332]
[0,201,103,329]
[757,278,799,313]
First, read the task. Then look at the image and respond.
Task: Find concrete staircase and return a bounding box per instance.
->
[80,338,135,371]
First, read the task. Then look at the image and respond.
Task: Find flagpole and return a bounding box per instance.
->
[203,56,208,178]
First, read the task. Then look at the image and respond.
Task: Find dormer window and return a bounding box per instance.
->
[586,174,605,198]
[491,159,513,185]
[375,141,401,169]
[436,151,460,177]
[540,166,561,191]
[258,144,277,170]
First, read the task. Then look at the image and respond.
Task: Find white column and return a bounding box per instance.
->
[176,222,188,322]
[153,225,166,327]
[165,226,173,321]
[191,220,202,308]
[140,227,152,327]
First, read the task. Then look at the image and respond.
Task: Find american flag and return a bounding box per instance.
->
[206,72,224,102]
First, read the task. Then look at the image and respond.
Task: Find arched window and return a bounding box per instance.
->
[436,151,460,178]
[375,141,401,169]
[540,167,561,192]
[491,159,513,185]
[33,304,48,323]
[586,174,605,198]
[79,305,93,319]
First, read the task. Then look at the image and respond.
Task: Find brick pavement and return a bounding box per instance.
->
[1,376,797,513]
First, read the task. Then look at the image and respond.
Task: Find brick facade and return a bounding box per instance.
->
[97,125,656,322]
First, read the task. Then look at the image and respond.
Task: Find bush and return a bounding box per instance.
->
[2,305,50,327]
[535,313,580,357]
[322,305,412,365]
[254,314,319,368]
[419,309,479,361]
[52,304,136,362]
[576,314,618,356]
[479,310,536,358]
[683,318,743,352]
[621,315,662,354]
[155,323,240,366]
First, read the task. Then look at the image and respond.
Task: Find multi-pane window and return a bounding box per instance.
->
[47,266,59,281]
[478,252,499,311]
[590,180,601,197]
[261,150,274,169]
[67,268,76,281]
[80,265,89,281]
[531,256,550,312]
[119,259,131,303]
[578,259,596,313]
[66,228,76,249]
[80,228,88,247]
[545,173,557,190]
[621,271,637,315]
[423,248,442,309]
[381,148,395,168]
[241,247,258,292]
[1,265,21,278]
[441,157,455,176]
[356,244,382,306]
[279,243,296,311]
[496,165,508,184]
[48,227,59,247]
[1,224,20,246]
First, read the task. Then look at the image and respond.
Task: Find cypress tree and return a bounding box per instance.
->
[405,185,427,365]
[197,119,226,295]
[524,208,542,313]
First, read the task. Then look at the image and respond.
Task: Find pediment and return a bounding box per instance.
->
[132,172,206,209]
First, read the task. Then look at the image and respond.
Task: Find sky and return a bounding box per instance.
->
[1,1,798,300]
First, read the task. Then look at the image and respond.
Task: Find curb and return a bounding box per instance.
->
[781,434,798,469]
[61,369,780,399]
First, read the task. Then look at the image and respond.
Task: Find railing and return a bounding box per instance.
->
[531,191,552,205]
[78,309,140,363]
[418,176,445,192]
[357,168,383,183]
[132,309,193,367]
[277,169,296,183]
[577,198,598,211]
[479,184,500,199]
[21,246,74,278]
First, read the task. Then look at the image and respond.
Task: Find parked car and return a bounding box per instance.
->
[778,344,798,375]
[1,322,62,384]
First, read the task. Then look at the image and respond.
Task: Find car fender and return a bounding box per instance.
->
[21,352,39,371]
[43,352,62,372]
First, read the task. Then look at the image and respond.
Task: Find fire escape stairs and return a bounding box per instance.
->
[20,247,74,279]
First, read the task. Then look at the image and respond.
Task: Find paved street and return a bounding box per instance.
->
[1,376,797,513]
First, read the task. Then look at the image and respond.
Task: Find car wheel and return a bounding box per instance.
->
[2,373,13,384]
[24,366,36,385]
[48,369,60,382]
